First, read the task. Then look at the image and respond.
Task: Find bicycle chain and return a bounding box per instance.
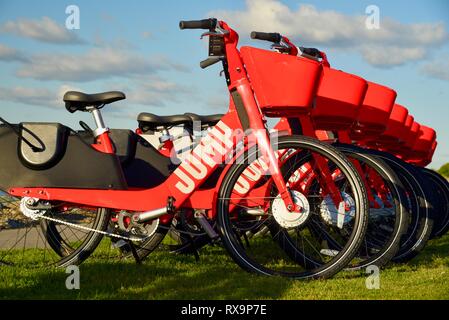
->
[37,213,149,242]
[37,212,208,241]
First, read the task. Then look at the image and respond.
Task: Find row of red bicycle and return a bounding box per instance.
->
[0,18,447,280]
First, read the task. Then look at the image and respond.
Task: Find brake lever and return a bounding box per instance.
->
[200,30,229,39]
[271,43,291,54]
[200,21,229,39]
[270,35,296,54]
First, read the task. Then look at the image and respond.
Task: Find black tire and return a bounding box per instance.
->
[419,168,449,238]
[334,144,410,270]
[216,135,369,279]
[42,207,110,267]
[364,150,434,262]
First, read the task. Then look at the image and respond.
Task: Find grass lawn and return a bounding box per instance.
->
[0,233,448,300]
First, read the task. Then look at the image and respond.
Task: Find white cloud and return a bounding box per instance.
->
[0,77,193,113]
[209,0,448,67]
[0,84,89,109]
[421,56,449,81]
[360,46,426,68]
[125,77,194,107]
[1,16,85,44]
[0,86,57,108]
[15,47,187,82]
[0,44,28,62]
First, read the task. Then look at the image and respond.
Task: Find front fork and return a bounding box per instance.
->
[298,116,345,208]
[337,131,380,208]
[234,79,295,210]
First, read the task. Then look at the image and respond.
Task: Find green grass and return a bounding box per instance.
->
[1,234,449,300]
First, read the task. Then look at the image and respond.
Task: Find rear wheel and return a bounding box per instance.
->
[0,195,109,268]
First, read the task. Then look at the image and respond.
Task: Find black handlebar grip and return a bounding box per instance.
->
[200,56,222,69]
[179,18,217,30]
[250,31,282,43]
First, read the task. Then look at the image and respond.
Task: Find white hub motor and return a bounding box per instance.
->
[320,192,355,229]
[272,190,310,229]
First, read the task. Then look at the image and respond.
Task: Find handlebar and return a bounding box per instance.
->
[180,18,239,72]
[179,19,217,30]
[250,30,329,65]
[250,31,282,43]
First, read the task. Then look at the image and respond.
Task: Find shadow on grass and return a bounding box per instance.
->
[396,234,449,268]
[0,247,294,300]
[2,234,448,300]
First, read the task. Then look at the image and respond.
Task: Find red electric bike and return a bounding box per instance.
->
[0,19,369,279]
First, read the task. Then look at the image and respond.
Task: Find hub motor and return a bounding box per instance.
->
[320,192,355,228]
[271,190,310,228]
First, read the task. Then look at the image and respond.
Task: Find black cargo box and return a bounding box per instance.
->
[0,123,127,191]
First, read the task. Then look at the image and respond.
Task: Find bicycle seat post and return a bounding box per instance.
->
[87,106,109,137]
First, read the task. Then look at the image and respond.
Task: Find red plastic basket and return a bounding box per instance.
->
[240,46,322,117]
[413,125,436,156]
[426,140,438,163]
[403,115,414,137]
[387,115,414,153]
[311,67,368,130]
[377,104,409,145]
[351,81,396,138]
[403,121,421,149]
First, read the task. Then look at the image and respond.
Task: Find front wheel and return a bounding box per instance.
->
[216,136,369,279]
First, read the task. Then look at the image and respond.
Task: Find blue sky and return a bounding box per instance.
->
[0,0,448,168]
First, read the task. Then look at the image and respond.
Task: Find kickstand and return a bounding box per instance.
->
[187,235,200,262]
[127,241,142,265]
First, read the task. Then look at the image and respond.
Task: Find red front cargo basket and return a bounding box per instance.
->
[240,47,322,117]
[311,67,368,130]
[408,127,437,166]
[377,104,409,145]
[402,115,415,141]
[404,121,421,149]
[426,140,438,163]
[351,81,396,138]
[401,121,421,161]
[387,115,414,153]
[413,125,436,157]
